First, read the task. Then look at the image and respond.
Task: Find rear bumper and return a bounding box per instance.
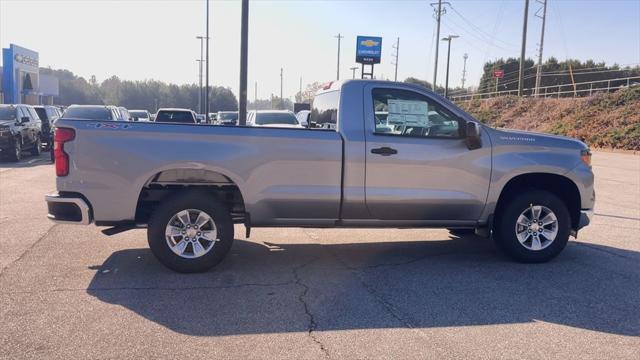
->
[577,209,594,230]
[45,192,92,225]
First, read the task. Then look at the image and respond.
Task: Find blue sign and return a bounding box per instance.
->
[2,44,40,104]
[356,36,382,64]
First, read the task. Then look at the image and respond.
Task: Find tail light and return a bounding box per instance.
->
[54,128,75,176]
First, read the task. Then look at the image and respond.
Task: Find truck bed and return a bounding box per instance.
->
[55,119,343,225]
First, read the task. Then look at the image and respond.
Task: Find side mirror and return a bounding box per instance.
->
[18,116,30,124]
[465,121,482,150]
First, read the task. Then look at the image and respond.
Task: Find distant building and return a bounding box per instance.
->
[1,44,59,105]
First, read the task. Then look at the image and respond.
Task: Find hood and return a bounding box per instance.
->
[0,120,18,126]
[490,127,588,150]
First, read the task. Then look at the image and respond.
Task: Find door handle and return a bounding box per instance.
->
[371,147,398,156]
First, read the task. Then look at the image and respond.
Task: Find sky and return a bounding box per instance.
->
[1,0,639,101]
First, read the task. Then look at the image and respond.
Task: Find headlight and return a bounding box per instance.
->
[581,149,592,167]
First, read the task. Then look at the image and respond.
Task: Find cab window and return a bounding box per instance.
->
[372,88,462,138]
[309,90,339,129]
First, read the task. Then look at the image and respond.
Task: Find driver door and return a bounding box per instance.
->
[364,85,491,222]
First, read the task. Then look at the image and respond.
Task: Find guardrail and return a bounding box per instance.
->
[450,76,640,101]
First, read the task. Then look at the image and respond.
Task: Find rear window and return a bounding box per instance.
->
[255,113,298,125]
[155,111,195,123]
[129,111,148,118]
[34,107,48,120]
[309,90,339,129]
[218,112,238,121]
[0,107,17,121]
[63,107,113,120]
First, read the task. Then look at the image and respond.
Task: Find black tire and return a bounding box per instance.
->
[30,135,42,156]
[147,191,234,273]
[447,228,476,237]
[494,189,571,263]
[10,140,22,162]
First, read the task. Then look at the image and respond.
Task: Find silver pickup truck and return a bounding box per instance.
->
[46,80,594,272]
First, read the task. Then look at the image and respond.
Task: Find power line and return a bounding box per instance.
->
[448,4,517,49]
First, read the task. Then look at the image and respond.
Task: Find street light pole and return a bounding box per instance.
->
[280,68,283,106]
[196,59,204,113]
[238,0,249,125]
[335,33,344,80]
[349,66,358,79]
[205,0,210,118]
[441,35,459,98]
[196,36,205,113]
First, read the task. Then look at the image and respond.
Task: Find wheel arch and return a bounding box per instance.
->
[494,172,582,230]
[134,167,247,225]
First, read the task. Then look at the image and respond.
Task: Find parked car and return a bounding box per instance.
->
[63,105,120,121]
[247,110,303,128]
[45,79,595,273]
[208,113,217,123]
[154,108,198,124]
[215,111,238,126]
[295,110,310,127]
[130,110,152,122]
[116,107,132,121]
[34,105,62,150]
[195,114,206,124]
[0,104,43,161]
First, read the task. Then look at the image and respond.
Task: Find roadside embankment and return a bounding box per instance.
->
[457,87,640,151]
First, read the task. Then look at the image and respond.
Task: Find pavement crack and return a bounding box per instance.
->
[0,224,57,277]
[292,259,330,359]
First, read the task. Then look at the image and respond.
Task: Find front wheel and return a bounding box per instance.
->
[147,191,234,273]
[30,135,42,156]
[494,190,571,263]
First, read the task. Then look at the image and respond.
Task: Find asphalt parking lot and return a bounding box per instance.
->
[0,151,638,359]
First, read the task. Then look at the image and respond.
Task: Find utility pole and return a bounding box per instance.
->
[349,66,358,79]
[441,35,459,98]
[238,0,249,125]
[461,53,468,88]
[205,0,210,118]
[299,76,302,96]
[518,0,530,97]
[335,33,344,80]
[254,81,257,110]
[534,0,547,97]
[392,37,400,81]
[431,1,449,92]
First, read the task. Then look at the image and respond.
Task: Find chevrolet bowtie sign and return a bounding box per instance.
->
[356,36,382,65]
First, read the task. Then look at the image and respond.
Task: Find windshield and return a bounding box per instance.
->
[218,112,238,121]
[255,113,298,125]
[130,111,148,118]
[0,107,18,121]
[63,107,114,120]
[155,111,195,123]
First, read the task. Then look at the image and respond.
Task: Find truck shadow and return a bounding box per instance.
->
[86,234,640,337]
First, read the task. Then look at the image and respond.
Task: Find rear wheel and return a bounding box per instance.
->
[147,191,234,273]
[494,190,570,263]
[10,140,22,162]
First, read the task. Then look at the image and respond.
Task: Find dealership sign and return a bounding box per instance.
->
[14,53,39,67]
[356,36,382,64]
[493,70,504,78]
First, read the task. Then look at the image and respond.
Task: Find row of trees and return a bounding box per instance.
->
[40,68,238,112]
[476,58,640,96]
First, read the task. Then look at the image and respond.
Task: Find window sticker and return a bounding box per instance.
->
[387,99,430,127]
